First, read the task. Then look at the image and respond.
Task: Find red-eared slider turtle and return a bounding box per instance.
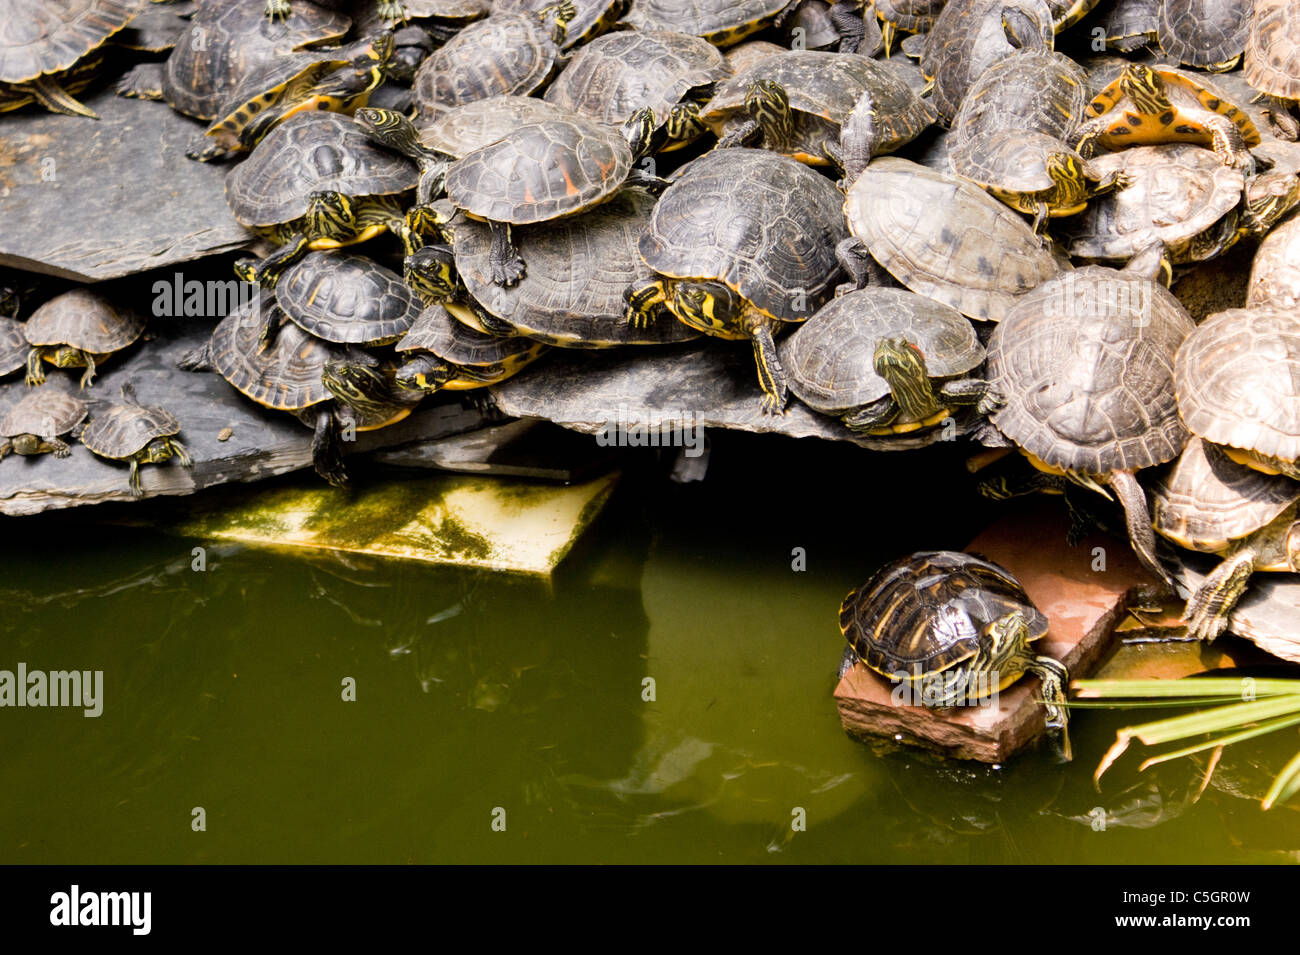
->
[874,0,947,51]
[406,96,572,158]
[702,50,936,166]
[444,109,660,287]
[23,289,145,389]
[988,247,1194,586]
[1157,0,1252,72]
[1071,63,1261,171]
[0,0,141,119]
[411,3,574,113]
[492,0,625,48]
[841,157,1062,322]
[839,550,1070,755]
[0,386,88,458]
[1,317,26,378]
[1090,0,1159,51]
[393,303,548,394]
[1153,437,1300,641]
[1175,306,1300,481]
[1248,214,1300,309]
[544,30,730,149]
[779,288,999,434]
[628,147,848,413]
[1061,143,1300,264]
[225,111,418,287]
[621,0,798,46]
[1244,0,1300,138]
[275,251,422,345]
[80,383,191,496]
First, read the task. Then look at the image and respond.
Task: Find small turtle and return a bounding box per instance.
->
[1157,0,1252,72]
[274,251,422,346]
[1153,438,1300,641]
[1071,63,1261,171]
[1,317,26,378]
[81,384,191,496]
[1244,0,1300,139]
[23,289,145,389]
[1175,306,1300,481]
[1088,0,1159,52]
[839,550,1070,756]
[0,386,88,459]
[840,157,1062,322]
[491,0,626,49]
[1248,213,1300,308]
[780,288,999,435]
[621,0,799,47]
[393,303,548,394]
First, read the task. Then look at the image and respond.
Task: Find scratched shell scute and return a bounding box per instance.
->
[1158,0,1252,70]
[621,0,791,40]
[1175,305,1300,462]
[414,14,555,111]
[989,266,1193,474]
[24,288,144,352]
[277,252,420,345]
[1245,0,1300,100]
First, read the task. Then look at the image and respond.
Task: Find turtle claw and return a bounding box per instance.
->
[491,255,526,288]
[760,391,788,416]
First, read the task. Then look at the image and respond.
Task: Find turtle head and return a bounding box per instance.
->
[873,338,940,422]
[1046,151,1087,197]
[541,0,577,44]
[394,356,455,396]
[986,610,1031,672]
[10,433,44,456]
[666,102,706,144]
[354,107,422,157]
[746,79,794,145]
[1001,6,1045,50]
[621,107,661,161]
[1119,64,1168,115]
[322,359,393,415]
[0,286,18,318]
[670,280,744,335]
[404,245,458,303]
[306,191,357,241]
[1244,171,1300,235]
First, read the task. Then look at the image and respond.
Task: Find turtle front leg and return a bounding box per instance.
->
[78,352,97,389]
[835,238,888,291]
[1069,118,1105,159]
[1182,549,1258,642]
[843,395,898,432]
[1108,469,1174,589]
[311,408,351,490]
[42,437,72,459]
[127,458,144,498]
[1204,114,1254,174]
[25,347,47,387]
[168,439,193,469]
[625,278,667,328]
[487,220,525,287]
[716,118,762,149]
[265,0,292,20]
[251,234,311,288]
[750,322,789,415]
[377,0,408,24]
[938,377,1004,415]
[1092,167,1134,196]
[830,1,868,54]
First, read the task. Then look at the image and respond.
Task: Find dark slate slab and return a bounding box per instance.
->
[0,88,250,282]
[0,321,491,516]
[489,341,983,451]
[1170,556,1300,665]
[375,419,618,483]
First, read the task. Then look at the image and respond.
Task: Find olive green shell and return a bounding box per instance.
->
[1248,214,1300,309]
[989,266,1193,474]
[1092,0,1159,51]
[0,0,139,85]
[162,0,349,120]
[445,117,631,224]
[845,158,1061,322]
[0,316,25,376]
[544,30,729,126]
[412,13,562,112]
[398,304,542,366]
[452,190,699,347]
[780,288,984,413]
[1175,306,1300,465]
[1,386,87,438]
[840,550,1049,677]
[1245,0,1300,100]
[207,302,344,411]
[24,289,144,353]
[276,252,420,346]
[702,51,935,157]
[225,112,418,227]
[82,399,181,459]
[951,50,1088,147]
[1154,438,1300,549]
[1158,0,1251,70]
[639,147,848,323]
[492,0,624,49]
[417,95,571,156]
[622,0,792,46]
[875,0,948,34]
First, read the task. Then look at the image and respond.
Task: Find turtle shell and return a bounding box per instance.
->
[398,304,543,367]
[1248,214,1300,309]
[225,111,418,228]
[1245,0,1300,100]
[781,288,982,413]
[544,30,729,127]
[1154,437,1300,550]
[452,190,700,347]
[1,386,87,437]
[82,398,181,459]
[876,0,948,34]
[840,550,1049,678]
[724,39,786,73]
[206,47,355,143]
[621,0,793,46]
[492,0,625,49]
[951,50,1089,146]
[845,158,1061,322]
[1175,306,1300,465]
[409,0,491,15]
[445,117,631,224]
[0,0,139,85]
[276,252,420,346]
[639,147,848,323]
[418,95,571,156]
[207,302,344,411]
[1060,143,1243,261]
[412,13,561,112]
[951,129,1096,196]
[0,316,25,376]
[24,289,144,353]
[1091,0,1160,51]
[1158,0,1252,70]
[989,265,1194,474]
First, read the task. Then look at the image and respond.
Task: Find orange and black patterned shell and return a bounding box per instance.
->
[24,289,144,354]
[82,398,180,459]
[208,301,345,411]
[412,13,560,112]
[0,0,140,85]
[840,551,1048,677]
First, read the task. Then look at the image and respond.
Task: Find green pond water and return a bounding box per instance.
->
[2,434,1297,864]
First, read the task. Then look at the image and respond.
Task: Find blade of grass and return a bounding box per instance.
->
[1262,748,1300,810]
[1073,678,1300,700]
[1137,713,1300,770]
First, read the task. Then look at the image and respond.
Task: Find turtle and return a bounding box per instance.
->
[543,30,730,149]
[393,303,549,394]
[784,0,876,51]
[779,288,1000,435]
[0,0,141,119]
[627,147,848,414]
[621,0,799,47]
[1247,213,1300,309]
[1157,0,1252,72]
[443,108,661,287]
[1061,143,1300,264]
[1089,0,1159,52]
[1174,306,1300,482]
[1153,437,1300,641]
[274,251,422,346]
[266,1,407,24]
[23,289,145,389]
[987,244,1195,587]
[840,157,1062,322]
[0,386,88,459]
[1071,63,1261,172]
[0,317,26,378]
[410,3,575,113]
[225,111,418,287]
[382,24,435,85]
[1244,0,1300,139]
[702,50,936,166]
[80,383,191,496]
[874,0,947,53]
[839,550,1071,756]
[724,39,787,73]
[491,0,626,49]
